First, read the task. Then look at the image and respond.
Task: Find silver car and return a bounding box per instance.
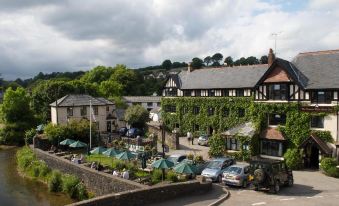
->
[201,157,235,182]
[197,135,209,146]
[222,164,250,187]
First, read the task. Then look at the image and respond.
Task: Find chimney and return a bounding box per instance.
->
[268,48,275,66]
[187,62,193,73]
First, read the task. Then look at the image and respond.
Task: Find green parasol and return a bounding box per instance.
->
[115,151,136,161]
[59,138,75,146]
[69,140,87,148]
[173,162,197,174]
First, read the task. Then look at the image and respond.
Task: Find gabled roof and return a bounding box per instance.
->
[260,127,285,141]
[177,65,268,89]
[222,122,256,137]
[299,133,332,155]
[255,58,307,89]
[122,96,161,103]
[292,50,339,89]
[50,94,114,107]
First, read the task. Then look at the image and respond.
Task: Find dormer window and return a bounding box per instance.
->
[311,91,332,104]
[267,84,288,100]
[209,90,215,97]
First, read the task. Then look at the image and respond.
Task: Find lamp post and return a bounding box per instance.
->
[161,121,165,158]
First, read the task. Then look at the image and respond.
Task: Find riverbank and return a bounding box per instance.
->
[16,147,91,201]
[0,147,74,206]
[0,145,16,150]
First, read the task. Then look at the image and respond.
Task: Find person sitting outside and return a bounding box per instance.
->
[90,162,97,169]
[122,168,129,180]
[78,154,84,164]
[112,170,120,177]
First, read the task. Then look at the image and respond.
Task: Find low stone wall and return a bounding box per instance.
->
[148,124,179,149]
[33,148,147,196]
[67,180,212,206]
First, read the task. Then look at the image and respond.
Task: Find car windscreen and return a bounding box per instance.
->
[225,166,242,174]
[207,161,222,169]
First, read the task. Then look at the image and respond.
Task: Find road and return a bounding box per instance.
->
[223,170,339,206]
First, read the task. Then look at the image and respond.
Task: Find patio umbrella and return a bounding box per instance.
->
[151,158,174,169]
[151,158,174,181]
[69,140,87,148]
[103,148,121,168]
[59,138,75,146]
[173,162,197,174]
[90,146,107,155]
[115,151,136,161]
[36,124,45,132]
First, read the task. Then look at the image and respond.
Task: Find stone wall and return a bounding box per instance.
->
[67,180,212,206]
[33,148,147,196]
[148,123,179,150]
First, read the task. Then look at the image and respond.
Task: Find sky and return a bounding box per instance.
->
[0,0,338,80]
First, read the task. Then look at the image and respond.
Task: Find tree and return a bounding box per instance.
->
[191,57,204,69]
[246,56,259,65]
[1,87,34,123]
[110,64,138,95]
[204,56,212,66]
[124,105,150,128]
[172,62,187,68]
[224,56,233,67]
[211,53,223,65]
[260,55,268,64]
[80,66,114,84]
[99,79,123,98]
[161,60,172,70]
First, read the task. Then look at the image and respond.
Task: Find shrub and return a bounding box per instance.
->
[194,155,204,163]
[16,146,35,171]
[283,149,302,170]
[63,175,80,198]
[114,160,125,171]
[151,169,163,184]
[166,170,178,182]
[76,183,89,200]
[208,133,225,157]
[24,128,37,145]
[48,171,63,192]
[320,158,339,178]
[187,154,194,160]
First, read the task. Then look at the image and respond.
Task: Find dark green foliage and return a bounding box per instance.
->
[224,56,233,66]
[191,57,204,69]
[151,169,163,184]
[124,105,150,128]
[25,128,37,145]
[211,53,223,64]
[16,146,36,171]
[320,158,339,178]
[161,59,172,70]
[63,175,80,198]
[166,170,178,182]
[0,122,33,145]
[208,133,225,157]
[283,149,303,170]
[312,130,333,143]
[260,55,268,64]
[49,171,63,192]
[204,56,212,66]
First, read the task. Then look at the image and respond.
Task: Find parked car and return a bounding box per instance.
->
[197,135,209,146]
[201,157,235,182]
[118,127,128,137]
[167,154,187,165]
[222,164,251,187]
[181,159,209,175]
[250,157,293,193]
[126,128,143,138]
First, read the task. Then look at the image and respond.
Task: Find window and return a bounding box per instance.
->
[236,89,244,97]
[165,88,177,96]
[261,140,283,157]
[209,90,215,97]
[81,106,87,116]
[222,89,229,97]
[157,102,161,107]
[238,108,245,117]
[183,90,191,96]
[165,105,176,113]
[147,102,153,107]
[193,124,199,132]
[311,91,332,104]
[195,90,201,97]
[268,84,288,100]
[93,106,98,115]
[182,107,189,114]
[226,137,243,151]
[311,116,324,128]
[67,107,73,116]
[207,107,215,116]
[106,106,109,112]
[222,108,229,117]
[193,106,200,115]
[269,114,286,126]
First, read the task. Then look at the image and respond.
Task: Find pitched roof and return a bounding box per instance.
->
[222,122,256,137]
[177,65,269,89]
[122,96,161,103]
[299,133,332,154]
[50,95,114,107]
[292,50,339,89]
[260,127,285,141]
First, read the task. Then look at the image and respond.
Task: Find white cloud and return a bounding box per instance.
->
[0,0,338,79]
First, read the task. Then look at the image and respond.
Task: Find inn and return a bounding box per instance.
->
[161,49,339,168]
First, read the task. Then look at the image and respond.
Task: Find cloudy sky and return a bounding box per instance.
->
[0,0,338,80]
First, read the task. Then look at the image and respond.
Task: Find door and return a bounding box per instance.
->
[107,121,111,132]
[310,145,319,169]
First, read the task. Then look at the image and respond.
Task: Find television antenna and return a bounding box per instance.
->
[271,32,282,55]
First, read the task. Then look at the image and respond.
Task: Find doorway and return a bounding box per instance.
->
[305,144,319,169]
[106,121,111,132]
[208,126,214,136]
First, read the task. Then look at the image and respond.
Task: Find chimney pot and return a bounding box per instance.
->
[188,62,193,73]
[268,48,275,66]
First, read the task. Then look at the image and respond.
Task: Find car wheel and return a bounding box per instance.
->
[242,180,248,188]
[287,178,293,186]
[218,175,222,183]
[273,181,280,194]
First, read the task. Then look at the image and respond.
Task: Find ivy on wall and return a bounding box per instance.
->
[161,97,335,155]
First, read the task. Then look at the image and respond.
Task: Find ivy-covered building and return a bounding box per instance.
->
[161,49,339,168]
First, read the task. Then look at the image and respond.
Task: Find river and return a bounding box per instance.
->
[0,148,74,206]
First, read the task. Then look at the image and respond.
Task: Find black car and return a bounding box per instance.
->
[118,127,128,137]
[249,157,293,193]
[126,128,143,138]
